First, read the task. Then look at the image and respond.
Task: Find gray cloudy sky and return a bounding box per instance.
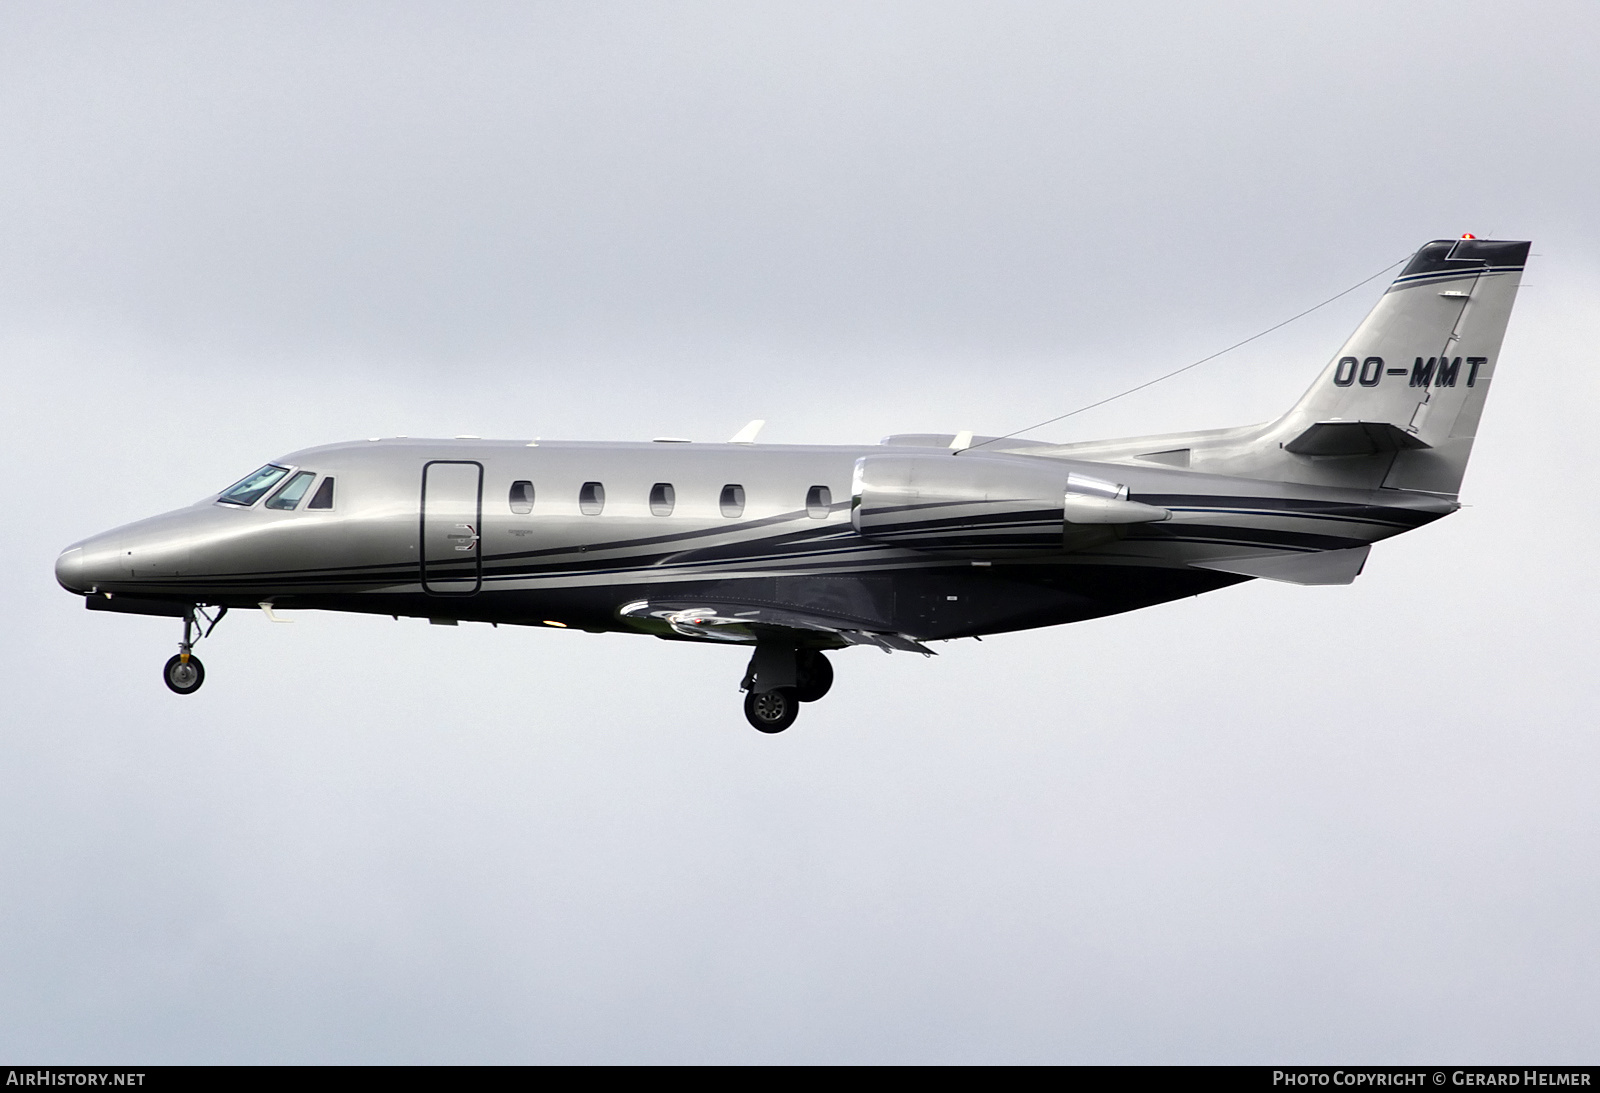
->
[3,1,1598,1063]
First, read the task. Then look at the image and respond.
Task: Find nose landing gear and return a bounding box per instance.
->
[162,606,226,695]
[740,648,833,733]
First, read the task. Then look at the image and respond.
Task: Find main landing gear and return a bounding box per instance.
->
[163,606,226,695]
[740,647,833,733]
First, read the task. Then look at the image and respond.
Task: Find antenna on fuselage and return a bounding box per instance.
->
[962,253,1410,452]
[728,420,766,444]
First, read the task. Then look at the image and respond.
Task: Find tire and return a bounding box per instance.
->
[794,651,834,703]
[744,687,799,733]
[163,653,205,695]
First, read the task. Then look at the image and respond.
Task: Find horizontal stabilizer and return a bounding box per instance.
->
[1284,421,1431,456]
[1189,544,1371,586]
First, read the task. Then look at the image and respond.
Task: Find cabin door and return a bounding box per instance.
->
[421,460,483,595]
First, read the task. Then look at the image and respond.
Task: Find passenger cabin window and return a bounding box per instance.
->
[509,480,535,514]
[806,485,832,519]
[307,477,335,510]
[649,482,675,516]
[720,484,745,519]
[265,470,316,510]
[579,481,605,515]
[218,465,291,507]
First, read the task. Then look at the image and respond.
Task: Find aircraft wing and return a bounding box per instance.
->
[617,599,935,654]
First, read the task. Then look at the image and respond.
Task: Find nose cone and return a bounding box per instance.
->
[57,532,129,593]
[55,546,86,592]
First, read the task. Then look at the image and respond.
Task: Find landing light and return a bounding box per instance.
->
[542,620,568,628]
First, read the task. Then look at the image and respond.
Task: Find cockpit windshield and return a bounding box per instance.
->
[265,470,317,510]
[218,465,291,507]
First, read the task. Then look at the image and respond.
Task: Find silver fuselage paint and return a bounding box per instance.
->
[55,436,1455,642]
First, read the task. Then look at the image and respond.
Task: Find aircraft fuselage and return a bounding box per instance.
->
[57,437,1452,643]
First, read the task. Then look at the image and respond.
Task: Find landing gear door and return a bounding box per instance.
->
[421,461,483,595]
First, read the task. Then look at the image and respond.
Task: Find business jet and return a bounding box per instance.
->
[55,237,1527,732]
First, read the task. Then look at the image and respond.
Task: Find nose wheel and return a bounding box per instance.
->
[163,653,205,694]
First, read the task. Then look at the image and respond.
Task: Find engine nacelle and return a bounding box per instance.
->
[850,452,1168,557]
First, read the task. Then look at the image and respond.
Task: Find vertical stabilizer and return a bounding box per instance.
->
[1271,238,1529,494]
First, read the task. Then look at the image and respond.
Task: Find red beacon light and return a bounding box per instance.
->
[1460,233,1477,239]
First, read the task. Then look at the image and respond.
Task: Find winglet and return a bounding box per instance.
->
[729,420,765,444]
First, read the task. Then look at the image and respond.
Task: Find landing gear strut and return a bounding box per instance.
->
[740,647,833,733]
[163,606,225,695]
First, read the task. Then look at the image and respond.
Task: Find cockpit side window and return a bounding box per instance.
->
[218,465,291,507]
[306,477,335,510]
[265,471,317,510]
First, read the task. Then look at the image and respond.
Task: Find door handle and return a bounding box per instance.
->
[448,523,480,551]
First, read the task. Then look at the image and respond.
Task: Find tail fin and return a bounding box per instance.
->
[1272,237,1529,494]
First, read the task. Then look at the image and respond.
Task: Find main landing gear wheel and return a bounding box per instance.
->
[795,651,833,703]
[163,653,205,695]
[744,687,799,733]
